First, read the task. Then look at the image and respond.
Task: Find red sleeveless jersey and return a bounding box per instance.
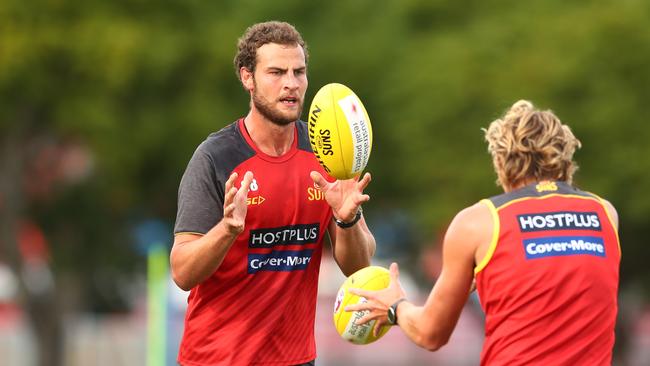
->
[174,120,333,365]
[475,181,620,366]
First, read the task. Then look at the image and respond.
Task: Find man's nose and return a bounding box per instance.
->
[284,73,300,90]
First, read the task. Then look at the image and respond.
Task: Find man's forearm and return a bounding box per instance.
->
[395,302,447,351]
[332,218,376,276]
[171,221,239,291]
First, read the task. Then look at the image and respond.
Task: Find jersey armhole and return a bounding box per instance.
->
[474,199,500,275]
[594,196,622,257]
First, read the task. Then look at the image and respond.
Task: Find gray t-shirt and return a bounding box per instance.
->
[174,121,255,234]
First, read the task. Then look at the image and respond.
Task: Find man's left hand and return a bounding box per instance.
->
[310,171,372,222]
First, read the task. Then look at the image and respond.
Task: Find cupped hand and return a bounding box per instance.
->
[310,171,371,222]
[344,262,407,336]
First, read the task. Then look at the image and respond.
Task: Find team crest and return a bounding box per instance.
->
[536,181,558,192]
[249,178,259,191]
[245,178,264,205]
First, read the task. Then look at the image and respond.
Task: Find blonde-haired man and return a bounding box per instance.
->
[349,100,620,365]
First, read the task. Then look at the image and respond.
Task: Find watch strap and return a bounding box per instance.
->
[388,298,407,325]
[334,206,363,228]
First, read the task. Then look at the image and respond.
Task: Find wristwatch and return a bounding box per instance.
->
[387,298,407,325]
[334,206,363,229]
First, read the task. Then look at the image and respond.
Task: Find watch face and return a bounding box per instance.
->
[387,307,396,325]
[388,298,406,325]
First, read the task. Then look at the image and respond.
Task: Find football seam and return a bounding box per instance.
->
[329,84,349,178]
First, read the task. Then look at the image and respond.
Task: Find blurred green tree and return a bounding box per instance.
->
[1,0,648,364]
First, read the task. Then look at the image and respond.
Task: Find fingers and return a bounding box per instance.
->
[310,171,327,190]
[224,186,238,208]
[355,194,370,205]
[355,313,375,326]
[351,173,371,205]
[224,171,252,216]
[225,172,238,193]
[390,262,400,283]
[344,302,370,312]
[223,202,235,217]
[344,292,376,313]
[348,287,371,298]
[350,312,388,336]
[239,171,254,194]
[373,322,387,337]
[357,172,372,191]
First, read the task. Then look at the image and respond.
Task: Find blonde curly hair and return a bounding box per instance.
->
[484,100,581,190]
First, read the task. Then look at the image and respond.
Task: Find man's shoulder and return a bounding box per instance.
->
[199,121,242,152]
[183,120,256,177]
[452,201,493,233]
[195,120,254,162]
[443,201,493,261]
[295,120,314,152]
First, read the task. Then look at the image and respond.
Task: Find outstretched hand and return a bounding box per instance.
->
[345,262,407,336]
[310,171,372,222]
[223,171,254,235]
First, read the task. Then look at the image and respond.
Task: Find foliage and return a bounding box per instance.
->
[1,0,649,311]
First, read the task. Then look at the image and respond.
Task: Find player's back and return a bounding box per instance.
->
[475,181,620,366]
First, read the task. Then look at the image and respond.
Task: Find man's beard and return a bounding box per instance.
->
[252,88,303,126]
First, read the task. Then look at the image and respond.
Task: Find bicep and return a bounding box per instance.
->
[173,233,203,247]
[174,150,224,235]
[421,205,490,331]
[170,233,203,266]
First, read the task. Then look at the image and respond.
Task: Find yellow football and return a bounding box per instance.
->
[307,83,373,180]
[333,266,391,345]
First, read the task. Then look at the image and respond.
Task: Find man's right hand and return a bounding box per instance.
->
[222,171,254,235]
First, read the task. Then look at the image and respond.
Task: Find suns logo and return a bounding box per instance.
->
[307,182,325,201]
[536,181,558,192]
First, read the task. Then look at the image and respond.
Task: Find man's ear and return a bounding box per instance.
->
[240,67,254,91]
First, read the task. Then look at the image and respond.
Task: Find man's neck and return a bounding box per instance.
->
[243,112,295,157]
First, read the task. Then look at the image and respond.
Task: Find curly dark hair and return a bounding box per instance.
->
[234,21,309,81]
